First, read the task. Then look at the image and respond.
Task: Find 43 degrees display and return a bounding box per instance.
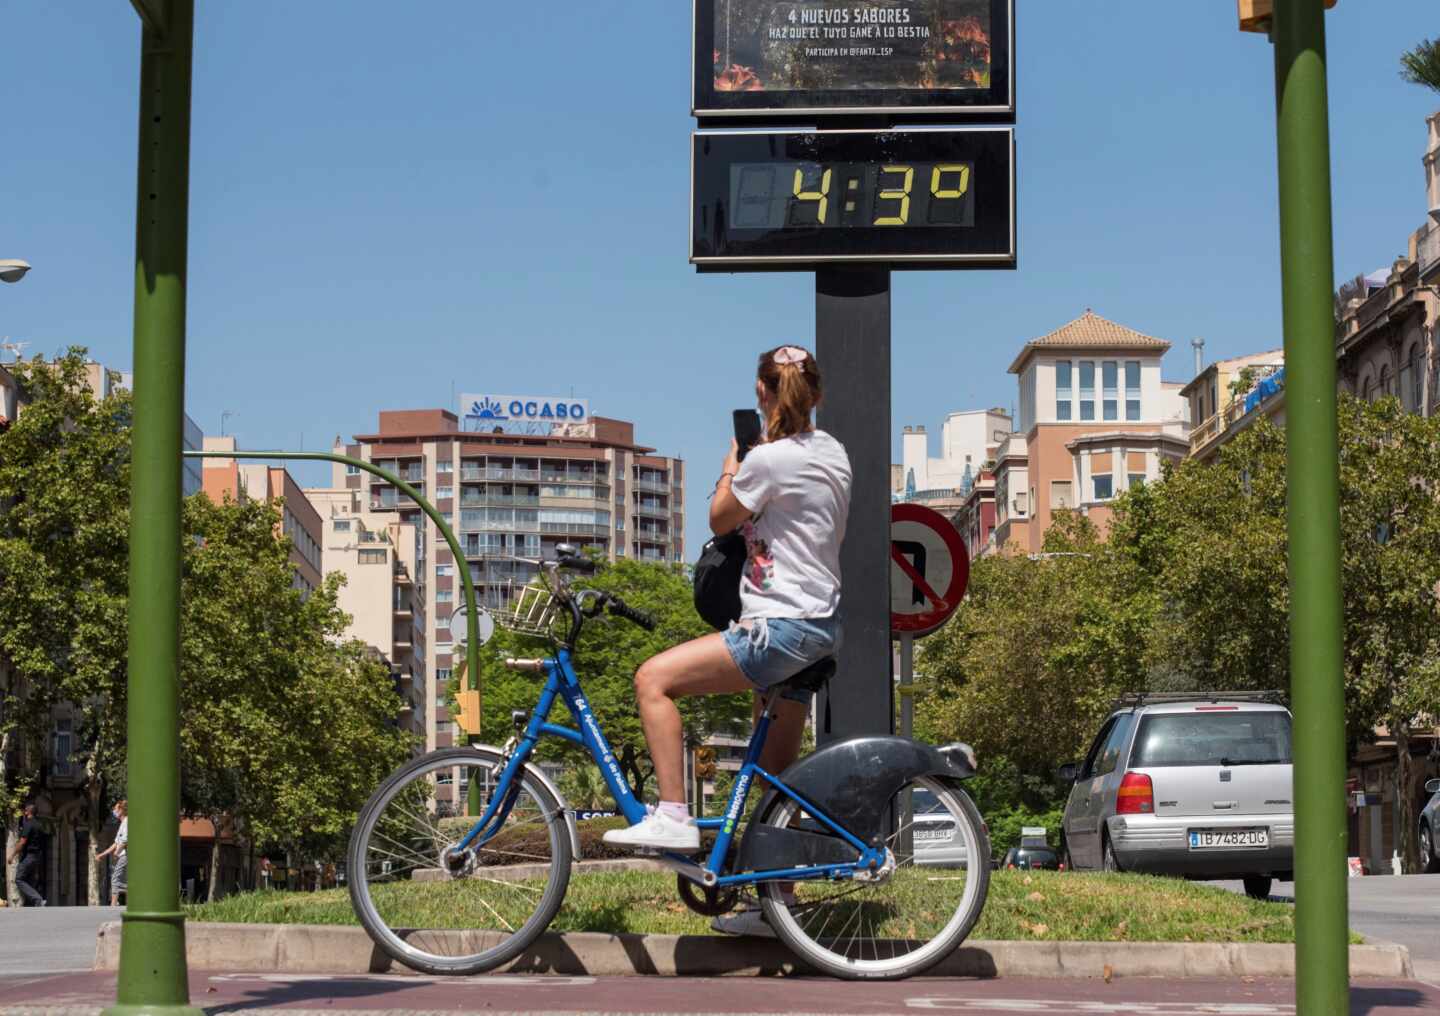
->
[691,127,1015,270]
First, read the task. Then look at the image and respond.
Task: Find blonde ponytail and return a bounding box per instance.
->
[757,345,822,442]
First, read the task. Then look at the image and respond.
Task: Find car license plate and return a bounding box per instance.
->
[914,828,950,842]
[1189,828,1268,849]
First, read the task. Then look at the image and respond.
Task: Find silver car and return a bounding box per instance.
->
[1420,778,1440,874]
[1059,693,1294,899]
[910,787,970,868]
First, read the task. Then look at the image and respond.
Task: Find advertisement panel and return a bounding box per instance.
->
[694,0,1013,119]
[460,394,590,434]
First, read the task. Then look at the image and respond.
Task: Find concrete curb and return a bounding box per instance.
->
[93,922,1414,979]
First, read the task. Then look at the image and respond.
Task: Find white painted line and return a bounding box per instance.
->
[208,973,597,986]
[906,1001,1293,1015]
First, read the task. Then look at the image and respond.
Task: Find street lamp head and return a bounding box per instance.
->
[0,260,32,284]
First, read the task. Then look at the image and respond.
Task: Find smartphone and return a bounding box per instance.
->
[733,409,763,462]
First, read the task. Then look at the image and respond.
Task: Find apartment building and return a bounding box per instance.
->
[894,408,1011,516]
[1181,350,1286,463]
[320,403,684,813]
[201,437,324,594]
[306,486,428,746]
[991,311,1190,554]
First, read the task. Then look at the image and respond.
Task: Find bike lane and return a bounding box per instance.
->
[3,971,1438,1014]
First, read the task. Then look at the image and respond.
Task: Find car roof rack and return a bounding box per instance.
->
[1113,690,1288,711]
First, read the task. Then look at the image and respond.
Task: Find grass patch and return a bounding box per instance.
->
[188,869,1353,944]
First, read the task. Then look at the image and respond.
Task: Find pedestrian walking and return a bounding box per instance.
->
[95,799,127,906]
[259,855,273,890]
[7,801,48,907]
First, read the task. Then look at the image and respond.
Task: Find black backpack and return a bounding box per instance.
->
[692,531,745,631]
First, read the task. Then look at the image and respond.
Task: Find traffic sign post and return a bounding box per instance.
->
[888,503,969,858]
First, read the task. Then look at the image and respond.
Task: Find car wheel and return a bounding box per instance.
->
[1243,875,1272,901]
[1102,837,1121,873]
[1422,823,1440,875]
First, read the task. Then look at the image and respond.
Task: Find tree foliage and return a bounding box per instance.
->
[0,351,413,901]
[918,396,1440,868]
[1400,37,1440,94]
[456,558,749,801]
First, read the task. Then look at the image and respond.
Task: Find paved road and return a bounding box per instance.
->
[1,970,1438,1015]
[1215,873,1440,978]
[0,906,120,976]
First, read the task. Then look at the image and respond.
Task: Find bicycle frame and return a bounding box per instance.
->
[453,647,887,886]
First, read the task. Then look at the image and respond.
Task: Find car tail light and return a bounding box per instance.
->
[1116,772,1154,815]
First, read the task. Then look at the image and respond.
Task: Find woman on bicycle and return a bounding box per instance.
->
[604,344,852,854]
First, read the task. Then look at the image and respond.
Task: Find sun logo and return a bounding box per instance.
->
[467,397,508,420]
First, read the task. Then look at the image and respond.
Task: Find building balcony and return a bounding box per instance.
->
[460,467,541,482]
[540,522,603,537]
[460,493,540,507]
[633,478,669,494]
[634,530,669,545]
[633,503,669,520]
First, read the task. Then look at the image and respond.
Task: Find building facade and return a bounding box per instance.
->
[318,406,685,814]
[201,437,324,594]
[990,311,1190,555]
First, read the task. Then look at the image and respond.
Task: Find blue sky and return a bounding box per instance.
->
[4,2,1437,555]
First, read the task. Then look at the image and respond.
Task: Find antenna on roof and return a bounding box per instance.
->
[0,339,30,362]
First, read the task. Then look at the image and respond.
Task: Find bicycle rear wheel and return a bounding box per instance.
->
[347,746,572,975]
[759,776,989,979]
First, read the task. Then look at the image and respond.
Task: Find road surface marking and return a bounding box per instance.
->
[907,1001,1293,1014]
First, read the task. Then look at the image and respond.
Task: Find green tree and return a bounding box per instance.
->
[0,352,132,903]
[1400,37,1440,93]
[180,494,415,895]
[456,558,748,801]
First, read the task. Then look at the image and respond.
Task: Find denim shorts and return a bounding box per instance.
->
[723,614,842,691]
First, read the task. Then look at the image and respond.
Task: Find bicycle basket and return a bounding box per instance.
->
[489,579,560,639]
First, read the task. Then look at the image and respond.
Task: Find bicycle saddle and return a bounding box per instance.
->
[775,656,835,699]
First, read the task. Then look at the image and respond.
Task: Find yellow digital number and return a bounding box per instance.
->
[792,166,832,225]
[930,164,971,200]
[873,165,914,226]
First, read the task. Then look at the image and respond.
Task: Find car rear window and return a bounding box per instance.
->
[1130,710,1292,767]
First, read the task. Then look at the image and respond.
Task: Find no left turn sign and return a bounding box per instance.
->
[890,502,970,638]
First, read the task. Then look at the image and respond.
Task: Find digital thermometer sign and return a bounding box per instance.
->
[691,127,1014,270]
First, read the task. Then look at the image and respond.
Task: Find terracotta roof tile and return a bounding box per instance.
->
[1008,310,1172,373]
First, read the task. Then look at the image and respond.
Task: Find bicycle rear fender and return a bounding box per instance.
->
[740,737,976,864]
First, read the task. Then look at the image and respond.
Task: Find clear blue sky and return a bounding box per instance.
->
[4,2,1437,555]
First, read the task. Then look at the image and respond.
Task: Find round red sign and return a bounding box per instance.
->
[890,502,970,638]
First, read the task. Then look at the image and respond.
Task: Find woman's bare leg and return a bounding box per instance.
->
[634,632,754,803]
[755,694,807,774]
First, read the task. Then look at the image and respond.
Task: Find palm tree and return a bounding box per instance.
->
[1400,38,1440,95]
[558,764,611,811]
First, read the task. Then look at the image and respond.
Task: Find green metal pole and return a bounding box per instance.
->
[108,1,201,1014]
[1271,3,1348,1012]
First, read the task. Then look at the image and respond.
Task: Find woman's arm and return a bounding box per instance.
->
[709,440,752,535]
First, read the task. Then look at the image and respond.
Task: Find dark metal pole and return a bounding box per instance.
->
[1271,2,1348,1011]
[107,1,200,1013]
[815,267,893,743]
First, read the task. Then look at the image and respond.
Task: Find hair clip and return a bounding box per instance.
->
[773,346,809,366]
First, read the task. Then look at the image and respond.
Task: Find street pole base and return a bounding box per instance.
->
[102,1006,205,1016]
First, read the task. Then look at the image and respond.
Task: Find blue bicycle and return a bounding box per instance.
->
[348,548,989,979]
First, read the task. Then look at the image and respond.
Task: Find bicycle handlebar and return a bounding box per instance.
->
[605,596,657,632]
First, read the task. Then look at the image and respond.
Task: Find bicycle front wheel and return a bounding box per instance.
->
[759,776,989,979]
[347,746,572,975]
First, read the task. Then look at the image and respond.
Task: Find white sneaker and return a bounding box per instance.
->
[601,811,700,852]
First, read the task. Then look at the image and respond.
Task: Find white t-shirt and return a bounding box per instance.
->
[729,429,852,619]
[115,817,128,851]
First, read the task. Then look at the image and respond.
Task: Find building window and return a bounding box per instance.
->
[1125,360,1141,421]
[1102,361,1118,421]
[436,460,453,474]
[1055,360,1072,421]
[1078,361,1095,421]
[437,668,452,683]
[1050,481,1073,509]
[436,588,453,603]
[334,519,351,532]
[436,563,454,577]
[358,548,386,564]
[52,718,74,779]
[1093,474,1113,500]
[1128,473,1146,490]
[436,485,453,500]
[346,462,360,475]
[1380,364,1393,398]
[615,519,624,531]
[1403,344,1423,411]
